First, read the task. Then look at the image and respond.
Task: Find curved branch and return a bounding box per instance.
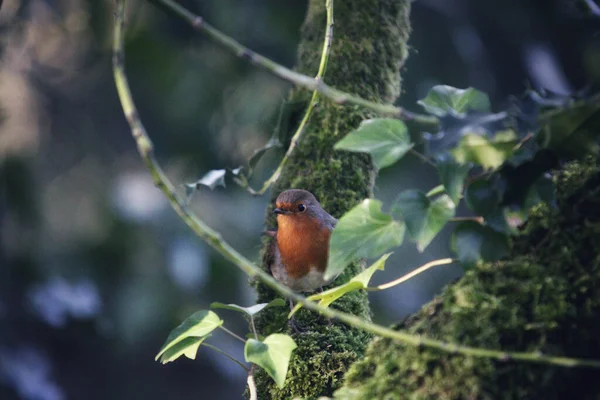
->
[244,0,335,195]
[113,0,600,369]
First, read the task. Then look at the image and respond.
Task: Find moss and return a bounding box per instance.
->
[341,157,600,399]
[251,0,412,398]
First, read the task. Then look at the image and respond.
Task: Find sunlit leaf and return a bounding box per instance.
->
[334,119,413,169]
[393,190,455,251]
[290,253,391,317]
[210,298,286,317]
[451,221,510,269]
[451,130,518,169]
[326,199,405,280]
[155,310,223,362]
[157,335,210,364]
[245,334,297,389]
[436,154,471,205]
[418,85,491,117]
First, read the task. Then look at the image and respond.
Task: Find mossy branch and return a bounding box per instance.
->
[114,0,600,369]
[240,0,335,195]
[144,0,439,128]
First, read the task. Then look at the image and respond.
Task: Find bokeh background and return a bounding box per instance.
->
[1,0,598,399]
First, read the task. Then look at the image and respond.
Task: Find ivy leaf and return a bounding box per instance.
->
[451,221,510,269]
[290,253,391,317]
[184,169,227,201]
[464,178,501,217]
[436,154,471,205]
[155,310,223,362]
[249,137,282,172]
[540,104,600,158]
[451,130,518,169]
[393,191,455,251]
[334,119,413,170]
[418,85,491,117]
[244,334,297,389]
[157,335,210,364]
[424,112,509,156]
[326,199,405,280]
[210,298,286,317]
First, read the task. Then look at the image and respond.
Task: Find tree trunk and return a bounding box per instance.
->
[252,0,412,398]
[339,157,600,399]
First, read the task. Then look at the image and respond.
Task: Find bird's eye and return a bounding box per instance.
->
[297,204,306,212]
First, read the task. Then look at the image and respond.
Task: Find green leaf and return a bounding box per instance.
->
[244,334,297,389]
[451,221,510,269]
[436,155,471,205]
[418,85,491,117]
[155,310,223,362]
[157,335,210,364]
[210,298,286,317]
[540,104,600,158]
[290,253,391,317]
[334,119,413,169]
[393,191,455,251]
[425,184,445,198]
[326,199,405,280]
[464,179,500,217]
[451,131,518,170]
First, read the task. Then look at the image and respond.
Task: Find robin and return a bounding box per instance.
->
[266,189,339,293]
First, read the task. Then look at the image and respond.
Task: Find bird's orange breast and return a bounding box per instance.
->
[276,215,331,279]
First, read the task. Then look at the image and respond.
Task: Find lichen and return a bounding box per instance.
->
[340,157,600,399]
[251,0,413,398]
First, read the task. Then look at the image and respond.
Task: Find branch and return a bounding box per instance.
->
[247,365,257,400]
[144,0,440,129]
[113,0,600,369]
[243,0,335,195]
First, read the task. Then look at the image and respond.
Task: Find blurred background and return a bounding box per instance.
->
[0,0,598,398]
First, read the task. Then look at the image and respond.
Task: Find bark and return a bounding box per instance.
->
[339,157,600,399]
[252,0,412,398]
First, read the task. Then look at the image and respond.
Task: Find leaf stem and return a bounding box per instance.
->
[202,343,250,372]
[218,325,247,344]
[368,258,455,291]
[113,0,600,369]
[144,0,440,129]
[409,148,436,167]
[249,316,259,340]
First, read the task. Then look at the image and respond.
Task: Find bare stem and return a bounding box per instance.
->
[247,365,257,400]
[246,0,335,195]
[249,316,258,340]
[368,258,455,291]
[144,0,439,128]
[113,0,600,369]
[450,216,484,224]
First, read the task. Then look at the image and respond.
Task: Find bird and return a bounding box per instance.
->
[265,189,339,293]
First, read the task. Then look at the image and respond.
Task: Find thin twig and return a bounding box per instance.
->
[243,0,335,195]
[368,258,454,291]
[145,0,440,128]
[247,365,257,400]
[113,0,600,369]
[219,325,247,344]
[450,216,484,224]
[202,343,250,372]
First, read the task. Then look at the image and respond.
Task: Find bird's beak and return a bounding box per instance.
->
[273,208,289,215]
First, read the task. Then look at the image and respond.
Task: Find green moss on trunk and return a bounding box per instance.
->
[251,0,412,398]
[340,157,600,399]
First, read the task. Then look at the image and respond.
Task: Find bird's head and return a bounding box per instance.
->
[273,189,323,224]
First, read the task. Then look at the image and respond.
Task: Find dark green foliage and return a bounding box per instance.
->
[252,0,413,397]
[340,157,600,399]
